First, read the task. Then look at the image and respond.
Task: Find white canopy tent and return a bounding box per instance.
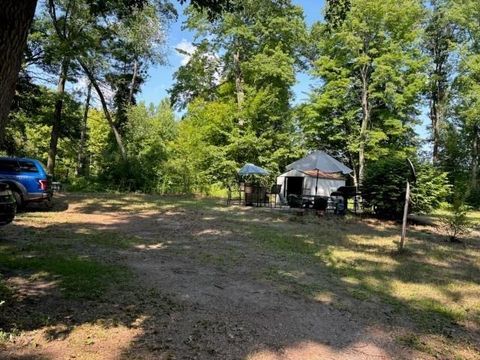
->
[276,169,346,203]
[286,150,352,174]
[276,151,352,204]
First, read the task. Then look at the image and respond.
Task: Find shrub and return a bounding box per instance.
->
[363,157,451,219]
[441,199,472,242]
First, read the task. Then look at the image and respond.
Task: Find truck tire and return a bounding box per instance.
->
[12,191,24,210]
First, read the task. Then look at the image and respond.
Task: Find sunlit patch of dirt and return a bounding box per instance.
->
[6,323,141,360]
[7,276,59,300]
[134,243,167,250]
[247,339,392,360]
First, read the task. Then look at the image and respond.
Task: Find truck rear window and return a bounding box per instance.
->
[0,160,19,171]
[18,161,39,173]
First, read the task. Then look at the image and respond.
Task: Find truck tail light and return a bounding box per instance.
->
[38,179,48,191]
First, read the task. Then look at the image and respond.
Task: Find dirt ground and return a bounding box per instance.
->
[0,193,478,360]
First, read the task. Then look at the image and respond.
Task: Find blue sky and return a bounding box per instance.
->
[138,0,325,106]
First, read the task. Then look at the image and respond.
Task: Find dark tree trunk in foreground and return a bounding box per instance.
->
[47,58,70,177]
[77,82,92,176]
[0,0,37,146]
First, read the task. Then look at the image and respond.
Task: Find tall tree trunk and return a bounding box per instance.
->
[472,124,479,190]
[358,65,370,186]
[47,58,70,176]
[128,59,138,106]
[0,0,37,146]
[233,48,244,125]
[426,2,452,164]
[79,59,127,161]
[349,153,358,189]
[431,97,440,163]
[77,82,92,176]
[430,48,448,164]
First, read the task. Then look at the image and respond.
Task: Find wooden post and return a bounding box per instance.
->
[399,180,410,251]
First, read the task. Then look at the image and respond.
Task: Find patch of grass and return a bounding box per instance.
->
[22,228,143,251]
[248,215,480,339]
[254,227,318,256]
[262,266,326,298]
[432,209,480,226]
[0,250,128,299]
[197,251,244,268]
[76,230,142,249]
[0,277,11,305]
[396,333,433,354]
[67,192,223,214]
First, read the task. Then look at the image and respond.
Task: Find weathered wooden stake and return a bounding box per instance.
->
[399,180,410,251]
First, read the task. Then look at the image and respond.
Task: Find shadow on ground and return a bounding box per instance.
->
[0,193,478,359]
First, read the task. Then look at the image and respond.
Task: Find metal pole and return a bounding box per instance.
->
[399,181,410,251]
[315,169,319,196]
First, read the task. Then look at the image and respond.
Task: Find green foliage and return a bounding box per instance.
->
[2,0,477,202]
[363,157,451,218]
[441,198,472,242]
[5,78,82,179]
[303,0,426,184]
[324,0,351,31]
[168,0,307,190]
[449,0,480,202]
[413,163,451,214]
[98,100,177,192]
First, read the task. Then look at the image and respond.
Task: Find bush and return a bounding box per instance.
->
[363,157,451,219]
[441,199,472,242]
[66,177,106,193]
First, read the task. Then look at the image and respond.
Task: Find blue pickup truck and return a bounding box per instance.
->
[0,157,53,209]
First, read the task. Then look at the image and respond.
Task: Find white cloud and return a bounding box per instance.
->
[175,39,196,66]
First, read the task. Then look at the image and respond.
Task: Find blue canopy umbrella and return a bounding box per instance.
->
[238,163,269,176]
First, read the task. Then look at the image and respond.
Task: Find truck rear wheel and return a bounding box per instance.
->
[12,191,24,210]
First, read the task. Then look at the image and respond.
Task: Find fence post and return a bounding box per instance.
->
[399,180,410,251]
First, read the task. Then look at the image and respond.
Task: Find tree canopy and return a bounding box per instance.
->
[0,0,479,210]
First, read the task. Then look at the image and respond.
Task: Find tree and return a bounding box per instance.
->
[38,0,173,169]
[0,0,38,146]
[172,0,307,186]
[77,82,92,176]
[363,156,450,218]
[0,0,231,151]
[450,0,480,197]
[5,81,82,177]
[105,3,172,130]
[97,100,177,192]
[170,40,221,109]
[324,0,351,31]
[424,0,455,163]
[305,0,426,186]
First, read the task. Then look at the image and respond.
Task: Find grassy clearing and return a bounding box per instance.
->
[0,194,478,359]
[240,213,479,358]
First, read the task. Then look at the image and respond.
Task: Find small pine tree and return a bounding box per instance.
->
[441,198,472,242]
